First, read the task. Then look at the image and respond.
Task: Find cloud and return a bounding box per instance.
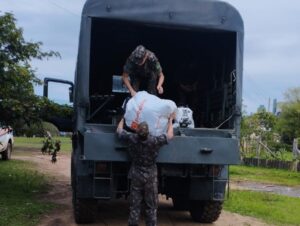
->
[227,0,300,112]
[2,0,84,16]
[2,0,300,113]
[31,58,76,81]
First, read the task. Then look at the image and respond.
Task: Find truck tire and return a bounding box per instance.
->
[71,153,76,189]
[73,191,97,224]
[2,142,12,160]
[189,200,223,223]
[72,176,97,224]
[172,197,189,210]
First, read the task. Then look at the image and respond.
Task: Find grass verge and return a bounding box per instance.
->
[0,160,55,226]
[224,190,300,226]
[230,165,300,186]
[14,136,72,153]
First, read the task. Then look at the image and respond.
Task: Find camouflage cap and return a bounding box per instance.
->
[131,45,147,65]
[137,121,149,138]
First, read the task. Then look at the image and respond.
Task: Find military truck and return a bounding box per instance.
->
[44,0,243,223]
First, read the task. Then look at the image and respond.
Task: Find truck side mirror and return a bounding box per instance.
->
[42,77,74,132]
[43,77,74,103]
[69,86,74,103]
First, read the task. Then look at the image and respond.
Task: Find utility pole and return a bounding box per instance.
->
[272,99,277,115]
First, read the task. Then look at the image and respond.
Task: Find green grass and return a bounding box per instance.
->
[243,150,294,161]
[278,151,294,161]
[14,136,72,153]
[0,160,55,226]
[224,190,300,226]
[230,165,300,186]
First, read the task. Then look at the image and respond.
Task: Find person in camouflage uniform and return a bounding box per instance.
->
[116,115,175,226]
[122,45,165,97]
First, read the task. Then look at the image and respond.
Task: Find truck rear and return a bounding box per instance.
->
[44,0,243,223]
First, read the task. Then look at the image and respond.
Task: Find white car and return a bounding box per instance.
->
[0,126,14,160]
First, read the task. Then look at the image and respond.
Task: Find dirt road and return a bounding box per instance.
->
[14,150,271,226]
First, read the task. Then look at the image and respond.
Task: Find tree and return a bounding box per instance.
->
[283,87,300,103]
[277,87,300,143]
[0,12,60,127]
[240,110,280,157]
[241,110,277,137]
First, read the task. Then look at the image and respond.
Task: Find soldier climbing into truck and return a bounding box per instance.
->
[117,113,175,226]
[122,45,165,96]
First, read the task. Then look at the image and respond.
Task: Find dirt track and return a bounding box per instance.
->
[14,150,272,226]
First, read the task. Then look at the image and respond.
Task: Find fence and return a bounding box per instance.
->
[242,157,300,172]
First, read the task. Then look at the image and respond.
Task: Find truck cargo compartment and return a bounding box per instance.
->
[87,18,239,129]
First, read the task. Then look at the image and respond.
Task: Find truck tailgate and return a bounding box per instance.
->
[83,128,240,164]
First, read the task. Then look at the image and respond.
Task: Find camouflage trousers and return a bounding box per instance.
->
[130,73,158,95]
[128,173,158,226]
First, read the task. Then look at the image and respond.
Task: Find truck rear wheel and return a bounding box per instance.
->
[189,200,223,223]
[2,142,12,160]
[73,192,97,224]
[74,199,97,223]
[172,197,189,210]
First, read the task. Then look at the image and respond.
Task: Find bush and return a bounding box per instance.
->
[42,122,60,136]
[18,121,59,137]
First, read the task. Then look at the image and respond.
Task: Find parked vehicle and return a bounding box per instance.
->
[0,126,14,160]
[44,0,244,223]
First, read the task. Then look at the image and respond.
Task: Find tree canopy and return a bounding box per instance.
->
[0,12,60,128]
[241,87,300,160]
[241,110,277,138]
[277,87,300,143]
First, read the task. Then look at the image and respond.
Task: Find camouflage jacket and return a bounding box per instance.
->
[117,129,168,179]
[123,51,162,79]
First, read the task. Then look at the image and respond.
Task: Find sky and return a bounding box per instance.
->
[2,0,300,113]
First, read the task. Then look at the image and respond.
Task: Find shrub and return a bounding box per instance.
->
[42,122,60,137]
[18,121,59,137]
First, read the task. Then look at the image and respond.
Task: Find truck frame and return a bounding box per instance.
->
[44,0,244,223]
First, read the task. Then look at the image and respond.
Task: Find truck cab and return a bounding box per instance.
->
[44,0,243,223]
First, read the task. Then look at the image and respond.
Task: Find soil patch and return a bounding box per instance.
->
[232,181,300,198]
[13,149,272,226]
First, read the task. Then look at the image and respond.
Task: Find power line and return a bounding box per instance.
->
[46,0,80,17]
[245,75,271,104]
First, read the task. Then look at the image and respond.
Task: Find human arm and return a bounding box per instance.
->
[155,112,175,145]
[156,72,165,94]
[116,117,132,142]
[149,55,164,95]
[116,117,125,134]
[122,72,136,97]
[166,112,176,140]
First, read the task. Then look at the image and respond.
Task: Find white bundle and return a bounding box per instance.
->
[173,106,195,128]
[124,91,177,136]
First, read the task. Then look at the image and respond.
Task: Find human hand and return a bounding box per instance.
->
[169,112,176,121]
[157,86,164,94]
[116,117,125,133]
[130,90,137,97]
